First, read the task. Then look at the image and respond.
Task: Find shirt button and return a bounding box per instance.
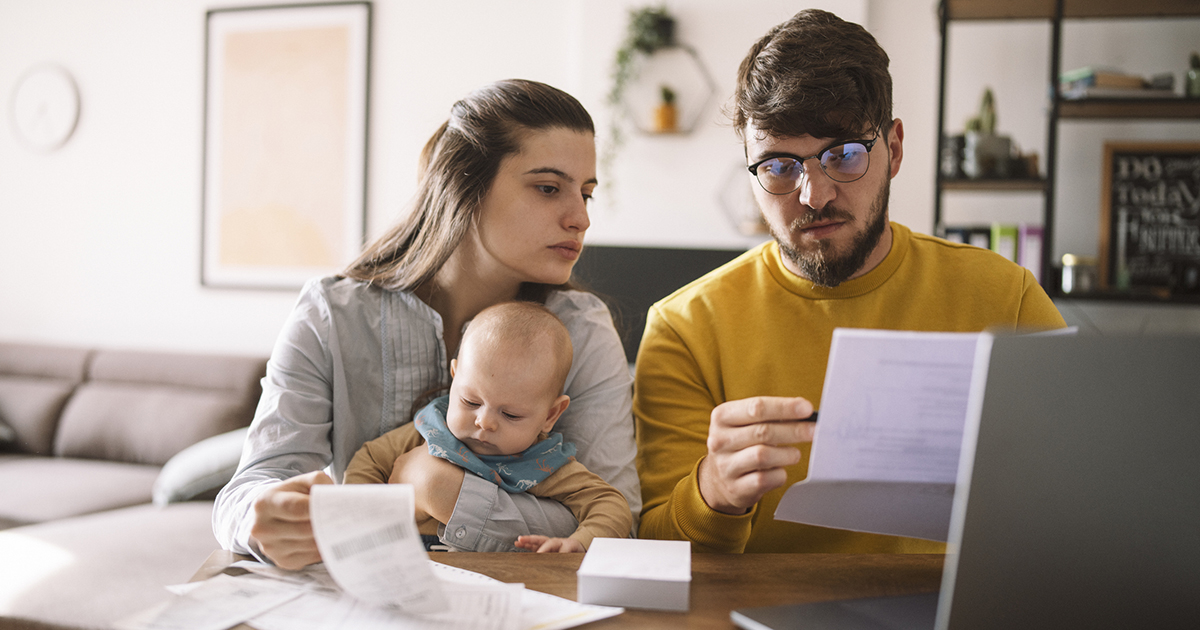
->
[455,527,466,539]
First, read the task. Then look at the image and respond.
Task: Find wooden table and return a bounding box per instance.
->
[196,550,943,629]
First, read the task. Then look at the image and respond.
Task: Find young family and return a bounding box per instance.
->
[213,9,1064,569]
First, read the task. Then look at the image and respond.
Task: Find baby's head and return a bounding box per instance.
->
[447,301,573,456]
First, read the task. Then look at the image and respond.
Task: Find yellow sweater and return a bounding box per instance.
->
[634,223,1065,553]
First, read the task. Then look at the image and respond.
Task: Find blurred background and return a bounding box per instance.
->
[3,0,1198,356]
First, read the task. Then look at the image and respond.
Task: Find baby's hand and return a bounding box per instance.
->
[515,535,585,553]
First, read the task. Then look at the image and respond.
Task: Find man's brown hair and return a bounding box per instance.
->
[733,9,892,142]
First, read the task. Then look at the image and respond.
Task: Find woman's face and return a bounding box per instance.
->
[469,127,596,287]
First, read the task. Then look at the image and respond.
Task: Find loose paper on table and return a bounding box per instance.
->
[116,484,623,630]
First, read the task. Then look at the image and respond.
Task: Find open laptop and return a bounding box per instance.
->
[733,333,1200,630]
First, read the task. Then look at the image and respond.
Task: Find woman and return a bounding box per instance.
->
[213,80,640,569]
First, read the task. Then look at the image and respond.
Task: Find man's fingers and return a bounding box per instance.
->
[727,466,791,505]
[711,396,814,428]
[713,444,802,480]
[709,418,814,453]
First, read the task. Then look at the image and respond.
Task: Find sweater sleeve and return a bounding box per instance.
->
[1016,268,1068,330]
[344,424,424,485]
[529,459,633,550]
[633,304,755,553]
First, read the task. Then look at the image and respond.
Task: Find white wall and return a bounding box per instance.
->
[0,0,858,355]
[2,0,1197,356]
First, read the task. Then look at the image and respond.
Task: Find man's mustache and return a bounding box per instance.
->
[792,207,856,229]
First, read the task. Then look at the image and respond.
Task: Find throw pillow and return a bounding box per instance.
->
[152,426,249,506]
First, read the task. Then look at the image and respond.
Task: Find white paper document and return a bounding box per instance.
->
[309,483,448,613]
[116,482,623,630]
[112,573,304,630]
[775,328,985,541]
[118,558,619,630]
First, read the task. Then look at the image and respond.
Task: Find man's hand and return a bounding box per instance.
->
[249,470,333,570]
[698,396,816,515]
[389,447,465,524]
[515,535,585,553]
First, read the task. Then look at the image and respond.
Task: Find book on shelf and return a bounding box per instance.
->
[1060,66,1147,90]
[990,223,1018,262]
[942,223,1042,281]
[1059,66,1178,100]
[1018,224,1044,284]
[942,225,992,250]
[1061,86,1177,100]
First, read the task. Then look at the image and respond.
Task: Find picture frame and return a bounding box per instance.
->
[1099,141,1200,297]
[201,2,371,289]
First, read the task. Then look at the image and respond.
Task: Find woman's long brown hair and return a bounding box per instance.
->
[343,79,595,302]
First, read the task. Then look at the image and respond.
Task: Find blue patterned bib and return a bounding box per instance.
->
[413,396,575,493]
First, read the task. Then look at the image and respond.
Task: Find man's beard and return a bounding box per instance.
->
[770,179,890,288]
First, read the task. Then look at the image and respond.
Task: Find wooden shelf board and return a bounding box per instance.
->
[946,0,1200,20]
[1058,99,1200,119]
[940,178,1047,191]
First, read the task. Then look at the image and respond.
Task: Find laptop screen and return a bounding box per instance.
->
[940,333,1200,629]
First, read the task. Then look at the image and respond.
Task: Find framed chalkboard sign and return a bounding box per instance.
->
[1100,142,1200,297]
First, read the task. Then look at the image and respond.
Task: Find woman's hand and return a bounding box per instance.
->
[249,470,333,570]
[389,448,465,524]
[515,535,585,553]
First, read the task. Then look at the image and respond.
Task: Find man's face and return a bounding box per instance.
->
[745,119,904,287]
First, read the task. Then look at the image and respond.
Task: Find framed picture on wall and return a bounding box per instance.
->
[201,2,370,289]
[1099,141,1200,297]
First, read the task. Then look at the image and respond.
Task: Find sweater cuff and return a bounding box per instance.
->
[670,458,755,553]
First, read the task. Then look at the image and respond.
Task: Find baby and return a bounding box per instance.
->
[345,301,632,552]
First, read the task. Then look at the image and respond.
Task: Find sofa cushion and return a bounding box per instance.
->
[0,343,91,381]
[53,350,266,466]
[0,502,219,628]
[0,343,91,456]
[0,455,160,526]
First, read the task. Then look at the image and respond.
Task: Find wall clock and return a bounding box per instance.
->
[10,64,80,151]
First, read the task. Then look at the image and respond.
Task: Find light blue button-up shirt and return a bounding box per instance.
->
[214,276,640,555]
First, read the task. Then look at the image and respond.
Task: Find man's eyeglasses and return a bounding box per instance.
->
[747,136,879,195]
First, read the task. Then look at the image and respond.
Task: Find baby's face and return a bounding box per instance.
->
[446,340,564,456]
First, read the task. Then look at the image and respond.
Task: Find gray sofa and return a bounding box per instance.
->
[0,342,267,629]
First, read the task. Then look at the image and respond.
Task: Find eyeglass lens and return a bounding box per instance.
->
[754,142,871,193]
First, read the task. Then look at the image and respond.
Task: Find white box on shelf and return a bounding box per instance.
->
[576,538,691,612]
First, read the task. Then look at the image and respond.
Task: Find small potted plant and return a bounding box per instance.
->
[962,87,1013,179]
[653,85,677,133]
[604,6,677,167]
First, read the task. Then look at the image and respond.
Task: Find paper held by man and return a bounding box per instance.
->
[774,328,990,542]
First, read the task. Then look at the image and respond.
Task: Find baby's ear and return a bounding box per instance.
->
[450,358,458,378]
[541,395,571,433]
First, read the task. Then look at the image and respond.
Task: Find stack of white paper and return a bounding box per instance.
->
[576,538,691,612]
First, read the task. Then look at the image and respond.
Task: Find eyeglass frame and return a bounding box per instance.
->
[746,134,881,195]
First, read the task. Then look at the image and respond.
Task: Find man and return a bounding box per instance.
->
[633,9,1065,554]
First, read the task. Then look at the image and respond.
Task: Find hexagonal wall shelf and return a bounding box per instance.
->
[618,44,717,136]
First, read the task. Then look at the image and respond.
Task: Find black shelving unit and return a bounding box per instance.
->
[933,0,1200,302]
